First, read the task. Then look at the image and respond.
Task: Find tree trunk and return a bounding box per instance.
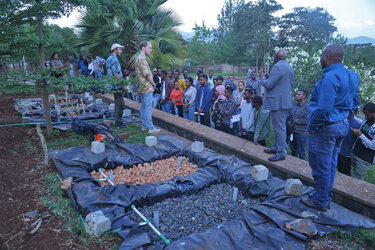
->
[37,13,52,136]
[255,48,259,73]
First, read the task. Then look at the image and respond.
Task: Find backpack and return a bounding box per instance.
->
[286,115,295,134]
[71,119,123,143]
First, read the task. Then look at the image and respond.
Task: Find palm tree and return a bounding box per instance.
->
[76,0,186,69]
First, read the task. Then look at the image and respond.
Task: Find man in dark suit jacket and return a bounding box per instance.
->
[260,49,294,161]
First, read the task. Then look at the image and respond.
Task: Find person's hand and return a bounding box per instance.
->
[308,131,315,136]
[197,108,203,113]
[259,69,266,77]
[351,128,362,136]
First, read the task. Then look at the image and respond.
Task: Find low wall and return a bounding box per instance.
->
[100,94,375,220]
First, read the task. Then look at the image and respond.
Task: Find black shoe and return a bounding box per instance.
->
[268,155,285,162]
[116,123,127,129]
[301,197,329,212]
[264,149,276,154]
[308,193,331,208]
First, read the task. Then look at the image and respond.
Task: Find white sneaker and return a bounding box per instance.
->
[148,128,160,134]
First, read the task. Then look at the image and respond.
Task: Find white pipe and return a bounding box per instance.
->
[98,168,115,185]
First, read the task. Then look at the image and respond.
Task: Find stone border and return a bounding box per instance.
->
[99,94,375,220]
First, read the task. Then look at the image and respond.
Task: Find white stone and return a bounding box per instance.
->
[252,165,269,181]
[84,92,90,98]
[109,103,115,111]
[91,141,105,154]
[191,141,204,153]
[96,99,103,105]
[85,210,111,235]
[122,109,131,117]
[285,179,303,196]
[145,136,157,147]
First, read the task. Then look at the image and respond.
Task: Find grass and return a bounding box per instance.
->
[333,228,375,249]
[40,173,120,247]
[24,137,37,155]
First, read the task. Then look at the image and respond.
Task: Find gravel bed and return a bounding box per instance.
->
[90,156,199,186]
[126,183,260,245]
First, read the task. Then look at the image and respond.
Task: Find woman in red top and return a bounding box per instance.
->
[169,81,184,117]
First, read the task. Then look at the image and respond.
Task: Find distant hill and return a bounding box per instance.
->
[347,36,375,46]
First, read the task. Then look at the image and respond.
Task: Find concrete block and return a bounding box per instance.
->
[96,99,103,105]
[191,141,204,153]
[252,165,269,181]
[285,179,303,196]
[109,103,115,111]
[145,136,157,147]
[122,109,131,117]
[91,141,105,154]
[85,210,111,235]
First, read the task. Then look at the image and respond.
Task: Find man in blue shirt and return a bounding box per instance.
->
[106,43,126,128]
[195,74,213,127]
[302,44,359,212]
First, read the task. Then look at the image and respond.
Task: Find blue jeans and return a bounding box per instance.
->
[183,106,195,121]
[290,132,308,160]
[161,102,172,114]
[152,94,160,109]
[140,92,155,130]
[308,121,348,207]
[95,71,103,81]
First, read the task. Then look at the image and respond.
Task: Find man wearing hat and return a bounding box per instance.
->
[106,43,126,128]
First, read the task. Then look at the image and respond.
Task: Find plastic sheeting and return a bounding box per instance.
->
[49,135,375,250]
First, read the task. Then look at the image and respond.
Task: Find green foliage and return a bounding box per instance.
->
[345,44,375,68]
[187,22,217,66]
[278,7,337,51]
[349,63,375,106]
[334,228,375,249]
[0,23,79,62]
[77,0,185,69]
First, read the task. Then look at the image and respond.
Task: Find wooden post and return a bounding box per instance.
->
[36,123,48,166]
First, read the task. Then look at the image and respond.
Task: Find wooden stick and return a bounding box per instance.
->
[36,123,48,166]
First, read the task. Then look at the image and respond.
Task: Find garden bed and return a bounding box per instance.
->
[49,135,375,249]
[90,156,199,186]
[127,183,259,245]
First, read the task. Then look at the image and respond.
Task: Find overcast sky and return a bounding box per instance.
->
[49,0,375,38]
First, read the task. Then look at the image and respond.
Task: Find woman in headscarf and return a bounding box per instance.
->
[211,85,226,131]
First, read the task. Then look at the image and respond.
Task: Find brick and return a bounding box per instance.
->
[122,109,131,117]
[285,179,303,196]
[91,141,105,154]
[145,136,157,147]
[191,141,204,153]
[252,165,269,181]
[85,210,111,235]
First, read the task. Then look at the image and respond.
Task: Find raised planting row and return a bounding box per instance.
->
[126,183,260,245]
[90,156,199,186]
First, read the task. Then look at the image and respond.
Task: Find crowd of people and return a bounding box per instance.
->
[47,52,106,79]
[49,41,374,213]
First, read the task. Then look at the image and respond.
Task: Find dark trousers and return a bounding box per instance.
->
[222,124,235,135]
[337,155,351,176]
[198,112,210,127]
[290,132,308,160]
[114,91,125,125]
[241,131,266,146]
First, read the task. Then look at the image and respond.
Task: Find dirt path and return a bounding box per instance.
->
[0,94,112,249]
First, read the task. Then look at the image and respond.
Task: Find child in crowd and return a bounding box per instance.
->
[351,103,375,180]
